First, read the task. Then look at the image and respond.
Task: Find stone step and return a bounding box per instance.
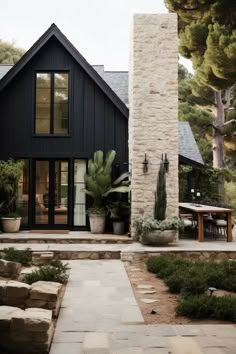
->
[0,243,124,260]
[0,233,132,245]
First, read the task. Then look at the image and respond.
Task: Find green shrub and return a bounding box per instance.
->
[146,256,171,274]
[2,247,31,266]
[156,257,191,279]
[181,272,208,296]
[147,255,191,278]
[165,271,187,293]
[177,294,236,322]
[23,260,70,284]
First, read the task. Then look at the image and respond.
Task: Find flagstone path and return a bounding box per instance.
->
[49,260,236,354]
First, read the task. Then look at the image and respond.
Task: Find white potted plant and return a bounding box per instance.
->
[135,158,184,246]
[0,160,23,233]
[82,150,130,234]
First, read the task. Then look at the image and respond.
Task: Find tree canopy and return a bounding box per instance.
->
[0,40,25,64]
[165,0,236,169]
[165,0,236,91]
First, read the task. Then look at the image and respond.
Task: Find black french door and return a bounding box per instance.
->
[33,159,69,228]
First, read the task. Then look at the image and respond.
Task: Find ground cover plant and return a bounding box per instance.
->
[1,247,32,266]
[22,260,70,284]
[147,256,236,322]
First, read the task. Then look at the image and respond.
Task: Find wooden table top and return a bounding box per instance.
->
[179,202,232,213]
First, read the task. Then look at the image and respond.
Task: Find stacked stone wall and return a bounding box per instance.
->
[129,14,178,237]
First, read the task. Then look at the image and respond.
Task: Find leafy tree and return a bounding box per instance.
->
[166,0,236,168]
[0,40,25,64]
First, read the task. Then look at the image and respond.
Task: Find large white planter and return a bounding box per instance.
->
[89,215,106,234]
[1,217,22,233]
[142,229,177,246]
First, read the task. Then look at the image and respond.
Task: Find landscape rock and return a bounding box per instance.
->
[140,298,160,304]
[138,290,157,295]
[0,259,21,278]
[0,306,24,330]
[32,252,54,266]
[137,285,154,289]
[30,281,62,301]
[11,308,52,332]
[4,281,31,299]
[0,306,53,353]
[18,266,39,281]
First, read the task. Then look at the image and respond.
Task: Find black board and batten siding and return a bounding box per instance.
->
[0,37,128,164]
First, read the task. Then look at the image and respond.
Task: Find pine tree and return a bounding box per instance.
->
[165,0,236,169]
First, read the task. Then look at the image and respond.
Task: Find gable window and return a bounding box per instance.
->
[35,72,69,134]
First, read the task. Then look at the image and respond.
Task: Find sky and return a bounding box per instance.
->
[0,0,192,72]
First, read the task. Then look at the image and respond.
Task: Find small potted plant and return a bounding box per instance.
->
[82,150,130,234]
[0,160,23,233]
[107,201,130,235]
[135,158,184,246]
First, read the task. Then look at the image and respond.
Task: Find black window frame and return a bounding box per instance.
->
[34,71,70,136]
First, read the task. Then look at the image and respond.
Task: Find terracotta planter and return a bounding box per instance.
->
[1,217,22,233]
[113,221,125,235]
[89,215,106,234]
[142,229,177,246]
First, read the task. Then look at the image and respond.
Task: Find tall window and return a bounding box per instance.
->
[35,72,69,134]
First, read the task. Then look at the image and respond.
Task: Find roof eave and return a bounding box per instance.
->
[0,24,129,118]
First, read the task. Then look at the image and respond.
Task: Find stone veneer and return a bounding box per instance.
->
[129,14,178,237]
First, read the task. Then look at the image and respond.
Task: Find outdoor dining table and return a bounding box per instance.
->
[179,202,233,242]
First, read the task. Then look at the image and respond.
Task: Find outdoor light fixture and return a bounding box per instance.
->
[163,153,169,172]
[143,153,149,173]
[208,287,217,296]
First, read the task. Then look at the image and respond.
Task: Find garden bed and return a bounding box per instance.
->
[126,259,236,325]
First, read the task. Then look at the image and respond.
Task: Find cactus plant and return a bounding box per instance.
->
[154,160,167,221]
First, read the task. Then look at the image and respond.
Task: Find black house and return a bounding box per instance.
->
[0,24,203,231]
[0,24,128,230]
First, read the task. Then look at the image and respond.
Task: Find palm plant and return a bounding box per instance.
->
[82,150,130,213]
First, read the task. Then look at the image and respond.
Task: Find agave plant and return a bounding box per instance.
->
[82,150,130,210]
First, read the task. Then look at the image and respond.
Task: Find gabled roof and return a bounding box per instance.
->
[93,65,129,105]
[179,122,204,167]
[0,27,203,167]
[0,24,128,118]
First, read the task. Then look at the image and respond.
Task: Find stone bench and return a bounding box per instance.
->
[0,280,63,317]
[0,306,53,354]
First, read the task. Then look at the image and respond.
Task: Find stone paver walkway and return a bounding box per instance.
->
[50,260,236,354]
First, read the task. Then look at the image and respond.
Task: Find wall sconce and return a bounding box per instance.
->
[143,153,149,173]
[163,153,169,172]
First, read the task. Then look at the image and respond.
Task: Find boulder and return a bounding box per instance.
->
[4,281,31,299]
[30,281,62,301]
[0,259,21,278]
[0,306,24,330]
[11,308,52,333]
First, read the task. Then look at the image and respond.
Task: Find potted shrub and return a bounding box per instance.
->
[107,201,130,235]
[0,160,23,233]
[135,158,184,246]
[82,150,130,234]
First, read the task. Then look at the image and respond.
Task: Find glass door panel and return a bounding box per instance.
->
[16,160,30,225]
[54,161,68,225]
[74,160,86,226]
[35,161,49,224]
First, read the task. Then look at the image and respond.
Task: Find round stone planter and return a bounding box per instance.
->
[1,217,22,233]
[142,229,177,246]
[113,221,125,235]
[89,215,106,234]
